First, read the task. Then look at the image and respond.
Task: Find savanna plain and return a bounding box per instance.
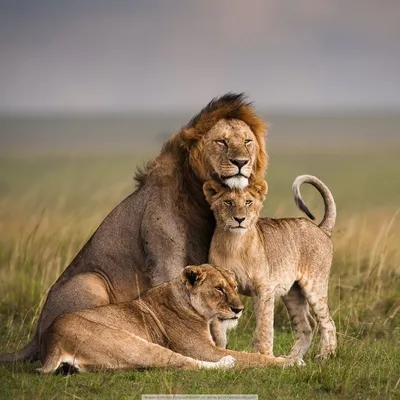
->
[0,115,399,399]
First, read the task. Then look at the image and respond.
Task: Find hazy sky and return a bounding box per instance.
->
[1,0,399,114]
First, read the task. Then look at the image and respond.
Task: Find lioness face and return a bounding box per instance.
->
[194,119,258,189]
[203,179,268,235]
[181,264,244,322]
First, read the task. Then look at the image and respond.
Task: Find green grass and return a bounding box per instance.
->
[0,150,399,399]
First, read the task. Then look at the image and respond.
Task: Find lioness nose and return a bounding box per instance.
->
[234,217,245,224]
[231,305,244,314]
[230,159,249,169]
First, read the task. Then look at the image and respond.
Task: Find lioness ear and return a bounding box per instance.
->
[181,265,207,289]
[249,178,268,200]
[203,180,224,204]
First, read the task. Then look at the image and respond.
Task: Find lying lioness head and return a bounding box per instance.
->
[203,178,268,234]
[182,264,243,323]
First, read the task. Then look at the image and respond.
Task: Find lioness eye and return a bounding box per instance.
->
[224,200,233,206]
[215,286,224,294]
[215,139,227,146]
[244,139,252,145]
[245,200,253,206]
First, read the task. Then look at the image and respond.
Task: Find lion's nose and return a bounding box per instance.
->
[234,217,245,224]
[231,305,244,314]
[230,159,249,169]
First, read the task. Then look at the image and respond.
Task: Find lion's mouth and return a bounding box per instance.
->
[220,172,249,180]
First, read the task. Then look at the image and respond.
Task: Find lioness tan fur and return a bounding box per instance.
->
[204,175,337,360]
[0,93,268,363]
[38,264,295,373]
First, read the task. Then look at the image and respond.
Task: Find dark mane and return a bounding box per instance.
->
[185,93,252,129]
[134,92,267,188]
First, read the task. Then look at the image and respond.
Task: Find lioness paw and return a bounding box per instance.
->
[199,355,236,369]
[217,355,236,369]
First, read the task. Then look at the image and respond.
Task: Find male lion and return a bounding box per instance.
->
[38,264,295,373]
[204,175,337,361]
[0,93,267,363]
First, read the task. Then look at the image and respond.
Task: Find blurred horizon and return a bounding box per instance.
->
[1,113,399,155]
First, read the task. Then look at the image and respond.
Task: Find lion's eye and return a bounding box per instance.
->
[245,200,253,206]
[224,200,233,206]
[244,139,252,145]
[215,139,227,146]
[215,286,224,294]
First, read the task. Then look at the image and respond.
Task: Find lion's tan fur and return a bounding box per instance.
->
[38,264,295,373]
[0,93,268,363]
[205,176,337,360]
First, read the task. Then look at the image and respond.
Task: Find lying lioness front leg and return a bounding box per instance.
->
[180,337,298,368]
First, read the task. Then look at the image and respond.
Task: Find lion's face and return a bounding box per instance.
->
[203,179,268,235]
[185,119,260,189]
[180,264,244,322]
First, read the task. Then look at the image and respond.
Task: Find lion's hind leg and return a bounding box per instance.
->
[282,282,315,359]
[298,274,337,361]
[37,272,111,338]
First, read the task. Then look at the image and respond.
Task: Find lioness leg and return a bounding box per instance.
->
[39,315,235,373]
[299,277,336,360]
[282,283,315,359]
[179,338,298,368]
[37,273,111,338]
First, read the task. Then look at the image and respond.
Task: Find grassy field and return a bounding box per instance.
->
[0,144,399,399]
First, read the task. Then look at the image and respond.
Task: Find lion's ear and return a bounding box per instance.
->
[249,178,268,201]
[181,265,207,289]
[203,180,224,204]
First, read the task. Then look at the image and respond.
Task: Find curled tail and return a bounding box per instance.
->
[0,331,38,363]
[292,175,336,237]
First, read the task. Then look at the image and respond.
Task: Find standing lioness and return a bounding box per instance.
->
[39,264,295,373]
[204,175,337,360]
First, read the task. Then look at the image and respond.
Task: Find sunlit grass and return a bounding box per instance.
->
[0,151,399,399]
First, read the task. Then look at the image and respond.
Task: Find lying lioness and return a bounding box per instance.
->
[204,175,337,360]
[38,264,295,373]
